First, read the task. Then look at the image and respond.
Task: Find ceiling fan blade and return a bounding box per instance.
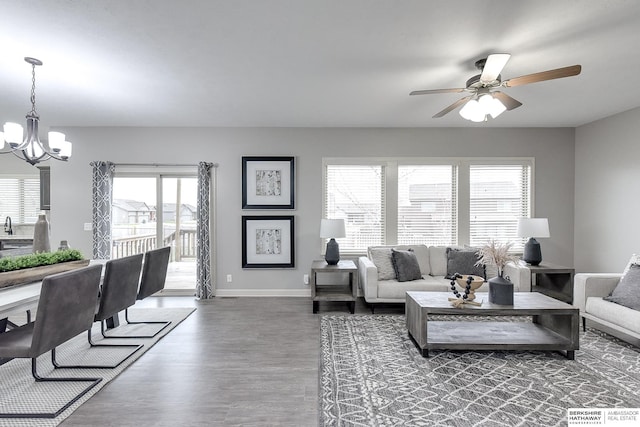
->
[410,88,465,96]
[503,64,582,87]
[492,91,522,111]
[480,53,511,83]
[433,95,473,118]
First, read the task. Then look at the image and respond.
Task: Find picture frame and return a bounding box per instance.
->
[242,215,295,268]
[242,156,295,209]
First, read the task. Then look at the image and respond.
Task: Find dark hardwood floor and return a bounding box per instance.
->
[60,296,403,426]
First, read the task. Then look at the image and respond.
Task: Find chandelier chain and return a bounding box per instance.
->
[29,62,37,116]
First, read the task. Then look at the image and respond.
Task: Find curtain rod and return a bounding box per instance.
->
[114,162,218,167]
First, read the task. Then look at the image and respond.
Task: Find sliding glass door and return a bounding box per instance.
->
[112,174,197,293]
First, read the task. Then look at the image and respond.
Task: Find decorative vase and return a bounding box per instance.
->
[488,274,514,305]
[33,214,51,253]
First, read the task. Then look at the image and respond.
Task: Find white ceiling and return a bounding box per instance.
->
[1,0,640,129]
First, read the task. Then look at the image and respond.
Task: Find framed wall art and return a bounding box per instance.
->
[242,156,295,209]
[242,215,295,268]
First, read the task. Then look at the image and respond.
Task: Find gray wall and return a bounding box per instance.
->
[575,107,640,273]
[20,127,575,295]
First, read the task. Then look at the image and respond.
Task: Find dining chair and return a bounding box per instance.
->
[118,246,172,338]
[63,253,145,368]
[0,265,103,418]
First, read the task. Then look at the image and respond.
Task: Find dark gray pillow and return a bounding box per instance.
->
[604,264,640,310]
[445,248,485,280]
[391,249,422,282]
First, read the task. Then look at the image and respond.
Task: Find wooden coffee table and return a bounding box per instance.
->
[406,291,579,359]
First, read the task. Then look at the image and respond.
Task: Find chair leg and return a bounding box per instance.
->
[100,308,171,339]
[0,354,102,419]
[50,330,143,369]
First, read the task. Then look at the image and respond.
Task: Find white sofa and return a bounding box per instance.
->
[574,273,640,345]
[358,244,531,306]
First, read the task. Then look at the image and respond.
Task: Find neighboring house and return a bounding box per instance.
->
[112,199,155,224]
[154,203,197,223]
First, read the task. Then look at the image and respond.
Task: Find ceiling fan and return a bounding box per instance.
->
[410,54,581,122]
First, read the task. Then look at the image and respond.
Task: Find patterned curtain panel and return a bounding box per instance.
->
[196,162,216,299]
[90,161,115,259]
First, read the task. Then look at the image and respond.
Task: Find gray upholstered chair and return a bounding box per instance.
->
[0,265,103,418]
[76,254,145,366]
[121,246,172,337]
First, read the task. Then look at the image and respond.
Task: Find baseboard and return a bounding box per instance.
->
[214,288,312,297]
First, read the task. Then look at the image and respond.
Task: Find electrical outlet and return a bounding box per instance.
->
[303,274,309,285]
[226,274,232,283]
[83,223,92,231]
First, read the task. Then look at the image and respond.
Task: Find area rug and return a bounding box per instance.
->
[0,307,195,427]
[320,315,640,427]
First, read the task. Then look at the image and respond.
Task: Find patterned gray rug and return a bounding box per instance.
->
[320,315,640,427]
[0,307,195,427]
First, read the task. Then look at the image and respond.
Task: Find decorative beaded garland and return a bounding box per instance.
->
[450,273,473,300]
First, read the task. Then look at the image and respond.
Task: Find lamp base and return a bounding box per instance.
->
[522,237,542,266]
[325,238,340,265]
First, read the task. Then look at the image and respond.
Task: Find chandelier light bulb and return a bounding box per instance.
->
[488,97,507,119]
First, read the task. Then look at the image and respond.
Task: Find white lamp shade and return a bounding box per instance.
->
[3,122,23,145]
[517,218,550,238]
[48,131,66,150]
[320,219,346,238]
[0,131,4,149]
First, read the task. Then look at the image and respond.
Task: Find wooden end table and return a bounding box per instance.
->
[310,259,358,314]
[527,262,575,303]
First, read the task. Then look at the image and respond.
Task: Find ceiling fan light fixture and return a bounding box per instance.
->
[459,99,485,122]
[487,97,507,119]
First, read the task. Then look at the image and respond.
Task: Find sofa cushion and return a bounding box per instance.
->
[604,263,640,310]
[429,246,449,276]
[586,296,640,333]
[445,248,485,280]
[391,249,422,282]
[368,247,395,280]
[377,276,450,299]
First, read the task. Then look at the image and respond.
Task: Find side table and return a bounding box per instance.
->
[528,262,575,304]
[310,259,358,314]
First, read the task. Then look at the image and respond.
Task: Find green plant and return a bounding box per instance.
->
[0,249,84,273]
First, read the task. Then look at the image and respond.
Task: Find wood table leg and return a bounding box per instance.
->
[312,301,319,314]
[566,350,575,360]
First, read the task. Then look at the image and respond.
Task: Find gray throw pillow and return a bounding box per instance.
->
[391,249,422,282]
[445,248,485,280]
[604,263,640,310]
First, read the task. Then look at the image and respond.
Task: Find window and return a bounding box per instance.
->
[469,164,531,250]
[0,176,40,224]
[323,158,533,254]
[398,165,456,246]
[324,164,385,252]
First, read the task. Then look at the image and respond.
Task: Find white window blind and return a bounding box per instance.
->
[469,164,531,250]
[324,165,385,252]
[0,177,40,224]
[398,165,457,246]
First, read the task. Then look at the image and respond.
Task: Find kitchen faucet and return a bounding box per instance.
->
[4,216,12,235]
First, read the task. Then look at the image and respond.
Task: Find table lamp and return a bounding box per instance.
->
[320,219,346,265]
[517,218,550,266]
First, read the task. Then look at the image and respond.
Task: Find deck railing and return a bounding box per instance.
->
[112,229,196,261]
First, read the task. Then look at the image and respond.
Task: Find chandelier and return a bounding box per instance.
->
[0,57,72,165]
